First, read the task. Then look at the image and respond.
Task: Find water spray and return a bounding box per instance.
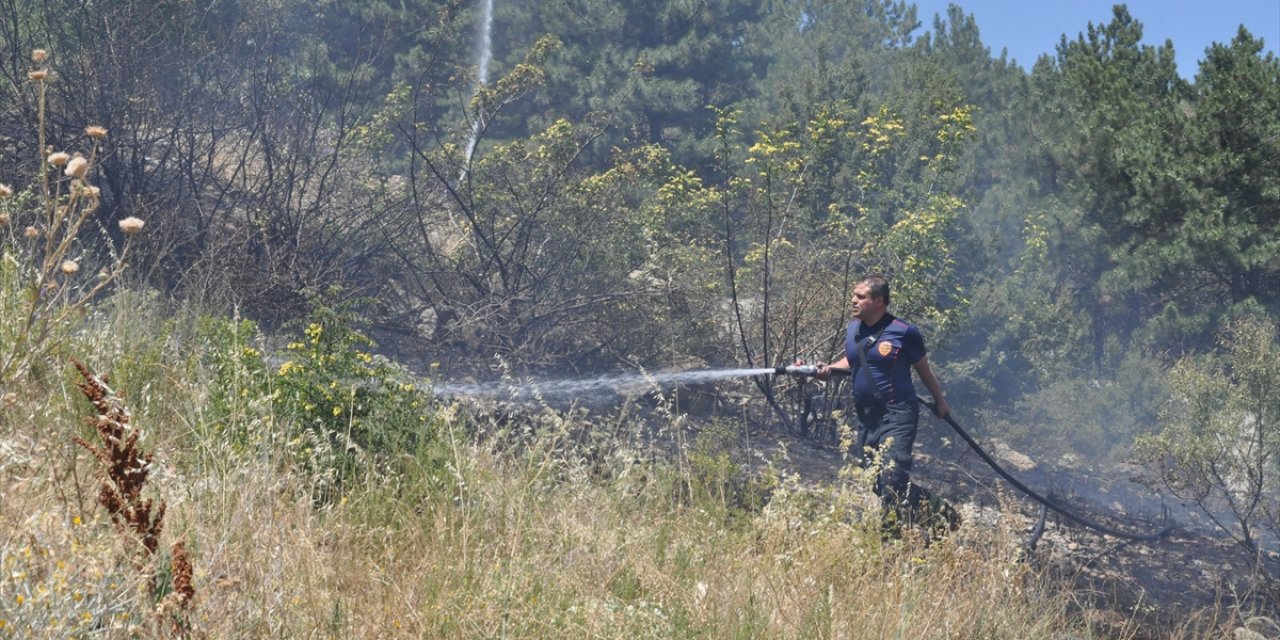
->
[431,366,787,403]
[430,363,847,403]
[430,361,1173,542]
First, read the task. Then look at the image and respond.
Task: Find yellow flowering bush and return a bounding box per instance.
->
[271,294,436,500]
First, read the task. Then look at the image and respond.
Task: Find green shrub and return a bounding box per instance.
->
[195,313,273,451]
[1136,314,1280,566]
[271,294,436,499]
[682,417,776,522]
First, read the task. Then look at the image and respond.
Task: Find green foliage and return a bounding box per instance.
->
[195,314,272,450]
[694,101,971,357]
[387,72,705,368]
[1136,314,1280,561]
[1124,28,1280,337]
[501,0,766,169]
[683,417,775,522]
[987,344,1169,463]
[749,0,919,122]
[1023,6,1186,361]
[272,294,436,498]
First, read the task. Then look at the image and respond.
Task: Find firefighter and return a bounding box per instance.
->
[817,274,956,536]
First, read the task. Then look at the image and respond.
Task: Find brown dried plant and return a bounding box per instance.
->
[158,540,197,636]
[168,540,196,606]
[72,357,166,557]
[71,357,195,633]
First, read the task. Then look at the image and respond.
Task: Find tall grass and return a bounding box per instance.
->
[0,281,1121,638]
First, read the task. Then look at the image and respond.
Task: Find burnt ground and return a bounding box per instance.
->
[733,418,1280,638]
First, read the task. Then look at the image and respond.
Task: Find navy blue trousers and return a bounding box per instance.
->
[855,400,921,522]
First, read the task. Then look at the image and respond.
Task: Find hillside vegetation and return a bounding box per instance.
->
[1,0,1278,636]
[0,291,1151,638]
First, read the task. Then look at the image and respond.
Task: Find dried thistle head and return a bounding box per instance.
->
[0,183,12,197]
[85,125,108,140]
[0,213,9,226]
[47,151,70,166]
[79,184,101,199]
[32,49,48,63]
[118,216,145,236]
[24,226,39,239]
[61,260,79,275]
[64,156,89,179]
[28,69,48,82]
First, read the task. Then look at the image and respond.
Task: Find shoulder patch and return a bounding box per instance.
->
[878,341,893,357]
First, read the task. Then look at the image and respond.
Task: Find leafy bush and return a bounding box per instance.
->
[271,294,437,499]
[1136,314,1280,567]
[194,314,273,451]
[682,417,776,521]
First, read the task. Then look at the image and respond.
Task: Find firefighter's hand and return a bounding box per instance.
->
[815,362,832,381]
[932,398,951,419]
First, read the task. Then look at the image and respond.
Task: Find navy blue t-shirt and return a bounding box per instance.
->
[845,314,926,405]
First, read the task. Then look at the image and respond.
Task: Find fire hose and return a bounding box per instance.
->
[775,365,1175,545]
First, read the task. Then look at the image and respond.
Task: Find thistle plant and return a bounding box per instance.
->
[0,48,145,386]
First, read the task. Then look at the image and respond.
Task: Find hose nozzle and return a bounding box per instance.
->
[775,364,819,377]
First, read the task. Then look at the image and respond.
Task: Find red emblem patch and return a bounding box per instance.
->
[877,341,893,357]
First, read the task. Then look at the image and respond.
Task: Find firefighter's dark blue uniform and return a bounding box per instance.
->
[846,313,929,530]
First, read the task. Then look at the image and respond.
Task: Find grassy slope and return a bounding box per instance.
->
[0,291,1207,639]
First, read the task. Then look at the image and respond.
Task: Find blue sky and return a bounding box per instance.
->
[909,0,1280,78]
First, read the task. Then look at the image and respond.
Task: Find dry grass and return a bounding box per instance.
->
[3,348,1091,638]
[151,432,1075,638]
[0,288,1253,639]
